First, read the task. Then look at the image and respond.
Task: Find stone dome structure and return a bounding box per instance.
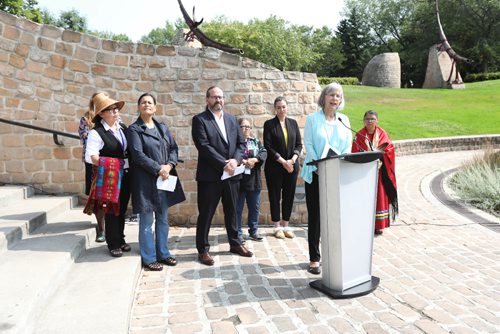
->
[361,52,401,88]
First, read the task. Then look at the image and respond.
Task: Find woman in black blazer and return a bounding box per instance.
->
[263,96,302,239]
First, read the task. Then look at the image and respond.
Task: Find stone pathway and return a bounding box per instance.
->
[129,150,500,334]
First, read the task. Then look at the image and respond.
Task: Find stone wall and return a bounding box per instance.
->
[395,134,500,156]
[0,11,320,225]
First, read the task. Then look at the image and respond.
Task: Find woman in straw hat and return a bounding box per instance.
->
[84,92,131,258]
[78,92,106,242]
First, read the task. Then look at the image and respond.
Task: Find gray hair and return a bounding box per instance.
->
[317,82,345,111]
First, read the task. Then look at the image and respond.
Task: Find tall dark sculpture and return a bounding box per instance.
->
[434,0,473,84]
[177,0,244,54]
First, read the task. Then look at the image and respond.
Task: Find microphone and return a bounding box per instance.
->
[338,117,374,151]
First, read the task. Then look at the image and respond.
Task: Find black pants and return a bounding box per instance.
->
[265,168,298,222]
[196,179,241,254]
[105,170,130,250]
[305,172,321,262]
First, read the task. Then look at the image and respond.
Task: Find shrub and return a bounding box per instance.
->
[448,148,500,216]
[464,72,500,82]
[318,77,360,86]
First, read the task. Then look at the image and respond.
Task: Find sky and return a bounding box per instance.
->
[36,0,346,42]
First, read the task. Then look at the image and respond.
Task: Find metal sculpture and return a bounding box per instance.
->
[434,0,473,84]
[177,0,244,54]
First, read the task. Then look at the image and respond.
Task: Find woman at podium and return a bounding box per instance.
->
[352,110,398,235]
[301,83,352,275]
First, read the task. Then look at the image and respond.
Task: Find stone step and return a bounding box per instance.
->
[0,192,77,254]
[0,185,141,333]
[35,224,140,334]
[0,185,33,209]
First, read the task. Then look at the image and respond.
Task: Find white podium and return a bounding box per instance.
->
[308,151,382,298]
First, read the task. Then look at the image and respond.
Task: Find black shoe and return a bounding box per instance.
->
[249,233,263,241]
[307,266,321,275]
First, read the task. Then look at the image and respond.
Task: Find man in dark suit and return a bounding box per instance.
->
[191,86,254,266]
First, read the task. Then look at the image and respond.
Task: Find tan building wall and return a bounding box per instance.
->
[0,11,321,226]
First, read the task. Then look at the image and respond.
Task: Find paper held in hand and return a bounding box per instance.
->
[221,164,245,180]
[156,175,177,192]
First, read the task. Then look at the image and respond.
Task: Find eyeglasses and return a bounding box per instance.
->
[209,96,224,100]
[240,125,251,129]
[364,118,377,122]
[103,106,119,114]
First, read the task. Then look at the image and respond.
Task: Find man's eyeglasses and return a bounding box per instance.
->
[209,96,224,100]
[240,125,251,129]
[103,106,119,114]
[364,118,377,122]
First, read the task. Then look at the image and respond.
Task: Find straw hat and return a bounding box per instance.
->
[91,92,125,122]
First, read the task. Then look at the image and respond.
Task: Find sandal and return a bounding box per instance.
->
[143,261,163,271]
[159,257,177,266]
[121,243,131,252]
[110,248,123,257]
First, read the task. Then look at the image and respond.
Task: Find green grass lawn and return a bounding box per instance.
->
[343,79,500,140]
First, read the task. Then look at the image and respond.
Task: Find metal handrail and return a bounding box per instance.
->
[0,117,79,146]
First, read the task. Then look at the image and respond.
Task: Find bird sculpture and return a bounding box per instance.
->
[177,0,244,54]
[434,0,473,85]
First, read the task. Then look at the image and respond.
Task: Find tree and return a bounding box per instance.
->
[140,19,184,45]
[56,9,87,32]
[299,26,345,77]
[201,16,321,73]
[91,31,131,42]
[341,0,499,86]
[0,0,43,22]
[336,7,373,78]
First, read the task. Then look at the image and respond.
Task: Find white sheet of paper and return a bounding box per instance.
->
[156,175,177,192]
[221,164,245,180]
[321,145,338,159]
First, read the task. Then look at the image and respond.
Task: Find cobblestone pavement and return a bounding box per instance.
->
[129,150,500,334]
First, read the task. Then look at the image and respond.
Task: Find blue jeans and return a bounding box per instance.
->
[138,190,171,264]
[236,189,261,240]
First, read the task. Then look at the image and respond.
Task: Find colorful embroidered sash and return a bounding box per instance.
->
[84,157,123,216]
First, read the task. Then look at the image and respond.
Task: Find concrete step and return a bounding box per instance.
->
[36,224,140,334]
[0,192,77,254]
[0,185,32,209]
[0,185,141,334]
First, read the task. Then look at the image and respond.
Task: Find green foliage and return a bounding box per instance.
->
[318,77,360,85]
[90,31,131,42]
[0,0,42,22]
[56,9,87,32]
[343,80,500,140]
[344,0,500,87]
[140,19,184,45]
[465,72,500,82]
[336,8,373,78]
[201,16,323,72]
[448,149,500,216]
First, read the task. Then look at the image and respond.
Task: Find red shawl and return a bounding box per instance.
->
[352,126,398,222]
[83,157,123,216]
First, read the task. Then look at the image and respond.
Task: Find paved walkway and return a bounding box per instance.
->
[128,150,500,334]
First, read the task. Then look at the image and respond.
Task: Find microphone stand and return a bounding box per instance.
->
[338,117,374,151]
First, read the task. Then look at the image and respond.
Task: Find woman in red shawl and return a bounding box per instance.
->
[352,110,398,235]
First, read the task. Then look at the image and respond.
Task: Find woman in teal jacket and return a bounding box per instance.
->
[301,82,352,275]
